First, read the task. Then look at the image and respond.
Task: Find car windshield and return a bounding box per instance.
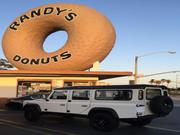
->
[31,94,50,99]
[146,88,161,100]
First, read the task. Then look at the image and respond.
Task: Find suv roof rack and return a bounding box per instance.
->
[54,84,168,90]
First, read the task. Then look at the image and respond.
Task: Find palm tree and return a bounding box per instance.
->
[0,58,14,70]
[155,80,161,85]
[149,79,155,84]
[161,79,166,85]
[166,80,171,87]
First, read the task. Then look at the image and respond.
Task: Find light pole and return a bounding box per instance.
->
[176,74,179,93]
[134,51,176,84]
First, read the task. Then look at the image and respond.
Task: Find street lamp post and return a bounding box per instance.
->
[134,51,176,84]
[134,56,138,84]
[176,74,179,93]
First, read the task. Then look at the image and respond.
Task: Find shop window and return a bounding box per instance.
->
[17,81,51,97]
[74,82,90,86]
[64,82,73,87]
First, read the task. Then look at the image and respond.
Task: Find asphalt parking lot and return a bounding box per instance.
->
[0,100,180,135]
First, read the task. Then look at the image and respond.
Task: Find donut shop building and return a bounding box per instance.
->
[0,3,133,108]
[0,70,132,98]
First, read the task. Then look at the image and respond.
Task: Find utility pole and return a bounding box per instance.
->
[134,56,138,84]
[134,51,176,84]
[176,74,179,93]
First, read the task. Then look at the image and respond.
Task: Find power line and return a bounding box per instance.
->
[139,70,180,78]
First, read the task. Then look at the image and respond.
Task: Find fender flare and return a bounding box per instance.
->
[88,107,119,119]
[23,104,41,112]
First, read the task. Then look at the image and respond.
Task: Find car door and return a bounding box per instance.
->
[43,90,68,113]
[67,90,91,114]
[144,87,162,115]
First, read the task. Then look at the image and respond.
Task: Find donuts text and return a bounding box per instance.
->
[13,51,71,65]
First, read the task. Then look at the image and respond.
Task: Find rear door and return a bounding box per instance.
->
[144,87,162,115]
[67,90,91,114]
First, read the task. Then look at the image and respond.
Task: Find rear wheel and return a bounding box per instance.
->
[89,112,119,131]
[24,106,41,122]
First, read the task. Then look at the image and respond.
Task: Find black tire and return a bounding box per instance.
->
[127,118,152,127]
[150,96,174,116]
[24,106,41,122]
[89,112,119,131]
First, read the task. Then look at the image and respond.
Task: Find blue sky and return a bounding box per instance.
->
[0,0,180,85]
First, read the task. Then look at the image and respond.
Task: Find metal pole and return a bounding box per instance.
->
[134,56,138,84]
[176,74,178,94]
[134,51,176,85]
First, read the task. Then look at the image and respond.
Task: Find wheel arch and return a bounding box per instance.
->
[88,107,119,119]
[23,104,41,112]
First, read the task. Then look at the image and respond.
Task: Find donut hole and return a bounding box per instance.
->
[43,31,68,53]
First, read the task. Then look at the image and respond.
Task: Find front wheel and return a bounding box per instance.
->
[24,106,41,122]
[89,112,119,131]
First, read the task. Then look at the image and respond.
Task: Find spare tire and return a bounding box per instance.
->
[149,96,173,116]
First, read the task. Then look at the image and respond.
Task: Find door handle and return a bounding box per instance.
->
[81,105,88,107]
[60,104,65,106]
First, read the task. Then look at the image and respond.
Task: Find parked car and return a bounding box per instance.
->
[6,92,50,110]
[23,85,173,131]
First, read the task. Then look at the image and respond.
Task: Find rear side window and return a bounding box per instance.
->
[146,89,161,100]
[138,90,144,100]
[72,90,90,100]
[95,90,132,100]
[50,91,68,99]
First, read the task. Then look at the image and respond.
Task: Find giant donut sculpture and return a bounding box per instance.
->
[2,4,116,71]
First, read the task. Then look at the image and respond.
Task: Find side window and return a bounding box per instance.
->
[146,89,161,100]
[95,90,132,100]
[138,90,144,100]
[72,90,90,100]
[50,91,68,99]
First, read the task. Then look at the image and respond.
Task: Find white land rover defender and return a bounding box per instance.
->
[23,85,173,131]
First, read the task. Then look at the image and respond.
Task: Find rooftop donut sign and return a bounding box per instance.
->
[2,3,116,71]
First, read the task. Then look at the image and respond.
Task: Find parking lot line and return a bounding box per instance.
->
[174,104,180,107]
[146,125,180,133]
[0,109,7,112]
[0,121,53,135]
[0,118,76,135]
